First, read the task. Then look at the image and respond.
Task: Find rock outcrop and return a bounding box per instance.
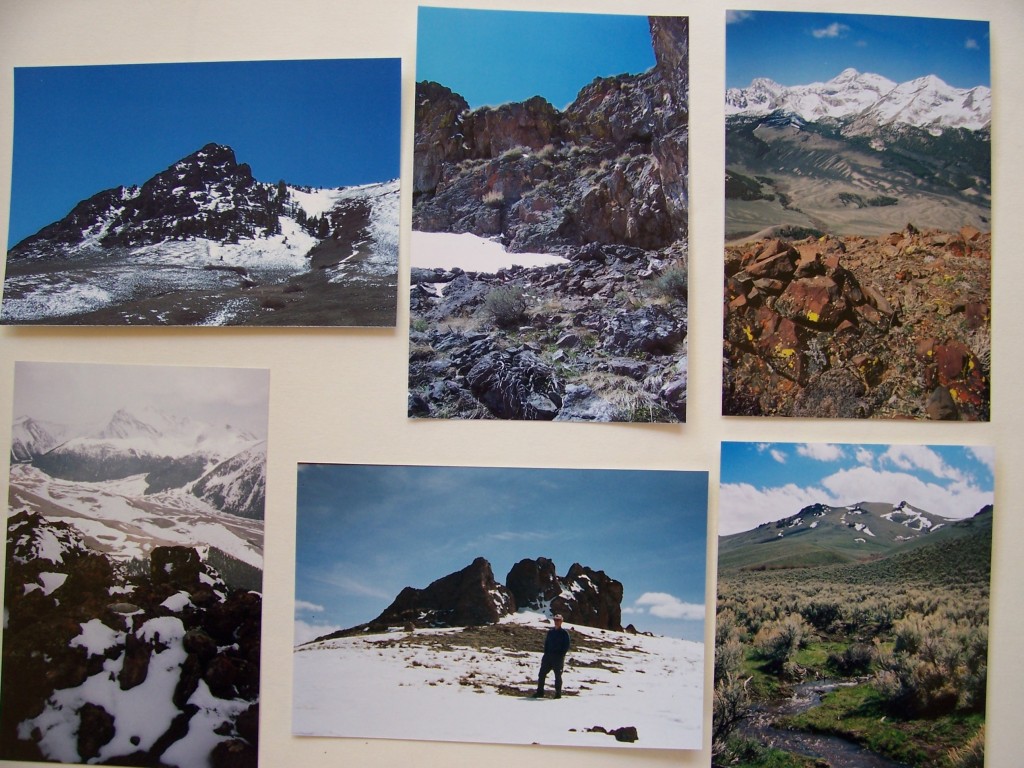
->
[0,511,260,767]
[409,17,690,422]
[322,556,625,640]
[365,556,515,630]
[507,558,624,631]
[724,226,990,419]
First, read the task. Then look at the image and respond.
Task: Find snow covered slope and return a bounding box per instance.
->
[293,611,704,750]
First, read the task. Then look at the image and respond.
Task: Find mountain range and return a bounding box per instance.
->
[724,69,990,239]
[11,406,265,519]
[2,143,400,326]
[719,500,992,572]
[726,68,991,135]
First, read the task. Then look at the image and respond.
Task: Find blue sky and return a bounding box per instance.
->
[719,442,995,536]
[727,11,990,90]
[417,7,656,110]
[8,58,401,249]
[294,464,708,644]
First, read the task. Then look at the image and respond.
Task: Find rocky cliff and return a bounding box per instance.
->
[409,16,690,422]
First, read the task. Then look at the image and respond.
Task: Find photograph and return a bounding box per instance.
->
[2,58,400,326]
[714,441,993,767]
[723,12,991,420]
[293,463,708,750]
[408,8,690,422]
[3,361,269,767]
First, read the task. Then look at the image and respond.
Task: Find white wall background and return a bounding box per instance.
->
[0,0,1019,766]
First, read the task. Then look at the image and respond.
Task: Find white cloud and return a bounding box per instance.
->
[295,600,325,613]
[966,38,980,50]
[820,466,992,519]
[797,443,845,462]
[718,481,831,535]
[855,447,875,466]
[294,619,343,646]
[968,445,995,473]
[726,11,754,24]
[880,445,963,482]
[812,22,850,39]
[770,449,787,464]
[634,593,705,621]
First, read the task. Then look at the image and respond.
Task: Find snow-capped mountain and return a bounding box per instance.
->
[755,500,957,542]
[726,68,990,133]
[192,440,267,520]
[14,407,267,518]
[3,143,401,326]
[10,415,70,462]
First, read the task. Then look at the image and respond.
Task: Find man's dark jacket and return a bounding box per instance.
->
[544,626,571,657]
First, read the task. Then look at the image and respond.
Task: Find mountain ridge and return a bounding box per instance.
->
[719,500,990,573]
[726,68,990,134]
[12,406,266,518]
[3,143,401,325]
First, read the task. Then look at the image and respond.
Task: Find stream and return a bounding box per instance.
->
[739,680,910,768]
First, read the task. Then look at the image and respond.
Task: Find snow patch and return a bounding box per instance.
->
[411,231,569,273]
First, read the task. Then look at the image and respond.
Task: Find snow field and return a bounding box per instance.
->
[293,613,703,750]
[9,464,263,569]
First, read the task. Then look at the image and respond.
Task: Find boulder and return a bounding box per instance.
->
[466,350,563,420]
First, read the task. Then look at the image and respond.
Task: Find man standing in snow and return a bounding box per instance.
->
[533,614,570,699]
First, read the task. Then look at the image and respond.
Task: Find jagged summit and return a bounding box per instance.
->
[314,556,625,642]
[725,69,989,132]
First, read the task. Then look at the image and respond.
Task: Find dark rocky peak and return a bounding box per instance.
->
[414,81,471,196]
[506,556,560,606]
[365,556,515,630]
[12,185,138,250]
[505,557,623,631]
[140,142,254,200]
[11,142,286,254]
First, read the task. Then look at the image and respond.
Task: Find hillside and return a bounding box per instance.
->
[719,501,991,580]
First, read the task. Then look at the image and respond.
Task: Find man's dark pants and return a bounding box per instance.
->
[536,652,565,697]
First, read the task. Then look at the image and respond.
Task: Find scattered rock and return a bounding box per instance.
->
[724,228,990,419]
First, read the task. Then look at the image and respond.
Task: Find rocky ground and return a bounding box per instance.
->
[1,510,260,767]
[408,17,690,422]
[723,224,990,419]
[409,244,688,422]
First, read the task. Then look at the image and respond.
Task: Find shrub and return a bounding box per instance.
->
[482,189,505,207]
[712,673,751,749]
[827,642,876,675]
[753,614,810,674]
[874,614,988,717]
[483,285,527,328]
[654,264,688,301]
